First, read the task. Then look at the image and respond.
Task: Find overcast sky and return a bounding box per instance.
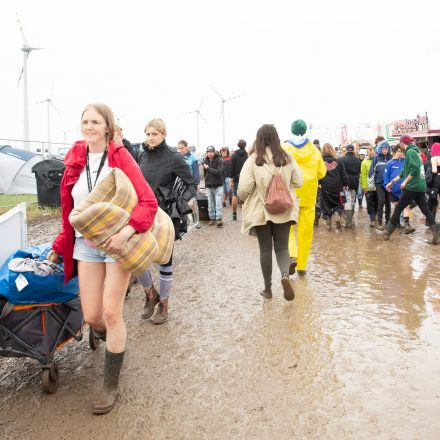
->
[1,0,439,154]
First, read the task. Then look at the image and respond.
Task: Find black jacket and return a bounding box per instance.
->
[425,161,440,199]
[229,148,248,181]
[122,138,136,159]
[138,140,197,209]
[203,154,223,188]
[340,153,361,190]
[319,156,349,194]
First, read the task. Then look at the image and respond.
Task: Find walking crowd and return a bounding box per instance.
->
[45,103,439,415]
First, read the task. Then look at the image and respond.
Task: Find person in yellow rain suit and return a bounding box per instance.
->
[283,120,326,276]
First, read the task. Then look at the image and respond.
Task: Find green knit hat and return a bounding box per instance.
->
[291,119,307,136]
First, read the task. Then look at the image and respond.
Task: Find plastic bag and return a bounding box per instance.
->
[0,242,79,305]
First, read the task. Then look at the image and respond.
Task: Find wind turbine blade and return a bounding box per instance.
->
[16,13,29,46]
[211,86,224,101]
[226,94,243,102]
[37,99,47,104]
[185,110,197,115]
[50,102,61,115]
[198,97,204,111]
[28,47,44,51]
[50,83,55,99]
[17,65,25,87]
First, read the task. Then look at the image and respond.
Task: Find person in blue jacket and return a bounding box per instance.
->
[383,144,414,233]
[177,140,200,184]
[369,140,392,229]
[177,140,201,229]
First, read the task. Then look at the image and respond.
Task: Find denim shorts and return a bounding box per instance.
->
[223,177,231,194]
[73,237,116,263]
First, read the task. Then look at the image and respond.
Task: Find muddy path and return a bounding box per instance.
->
[1,206,440,439]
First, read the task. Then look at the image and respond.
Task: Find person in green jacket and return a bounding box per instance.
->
[360,146,377,227]
[383,135,440,243]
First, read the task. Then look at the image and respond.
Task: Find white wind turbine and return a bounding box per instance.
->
[186,98,206,150]
[211,86,242,148]
[16,14,44,151]
[37,85,60,158]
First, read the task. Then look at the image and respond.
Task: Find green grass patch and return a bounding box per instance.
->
[0,194,60,221]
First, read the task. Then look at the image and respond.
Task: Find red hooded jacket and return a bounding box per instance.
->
[52,140,158,283]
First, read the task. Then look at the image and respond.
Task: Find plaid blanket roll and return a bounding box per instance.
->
[69,168,172,276]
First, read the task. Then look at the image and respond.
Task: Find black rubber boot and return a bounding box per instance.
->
[92,350,125,415]
[259,288,273,299]
[431,206,437,222]
[345,211,353,229]
[92,329,107,341]
[432,224,440,245]
[383,222,397,241]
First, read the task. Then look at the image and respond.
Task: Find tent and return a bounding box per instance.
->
[0,145,42,194]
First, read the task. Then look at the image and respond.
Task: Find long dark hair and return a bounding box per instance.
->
[249,124,290,167]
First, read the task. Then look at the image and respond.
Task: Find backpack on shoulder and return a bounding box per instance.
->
[259,165,293,215]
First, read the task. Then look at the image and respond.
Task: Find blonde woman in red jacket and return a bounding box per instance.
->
[49,103,157,414]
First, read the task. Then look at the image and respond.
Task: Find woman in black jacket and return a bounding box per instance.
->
[137,118,197,324]
[319,143,349,231]
[203,146,224,226]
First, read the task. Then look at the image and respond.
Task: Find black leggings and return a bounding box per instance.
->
[376,186,391,224]
[255,221,291,289]
[427,196,438,221]
[390,189,436,227]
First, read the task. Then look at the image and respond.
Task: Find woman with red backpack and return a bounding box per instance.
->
[238,124,303,301]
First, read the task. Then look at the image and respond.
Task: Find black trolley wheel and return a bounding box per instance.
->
[89,328,100,350]
[42,363,59,394]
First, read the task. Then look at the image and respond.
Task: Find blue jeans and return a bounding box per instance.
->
[206,186,224,220]
[357,182,364,204]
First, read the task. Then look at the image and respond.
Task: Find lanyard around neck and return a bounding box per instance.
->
[86,146,108,193]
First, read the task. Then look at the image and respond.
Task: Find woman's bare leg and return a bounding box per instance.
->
[102,263,131,353]
[78,261,106,332]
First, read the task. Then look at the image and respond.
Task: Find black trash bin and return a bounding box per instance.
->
[31,159,65,207]
[197,191,209,221]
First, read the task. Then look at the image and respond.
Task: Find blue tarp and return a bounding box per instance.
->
[0,242,79,305]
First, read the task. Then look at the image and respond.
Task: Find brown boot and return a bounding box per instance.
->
[288,257,297,275]
[142,285,159,319]
[281,274,295,301]
[92,350,124,415]
[153,299,168,325]
[208,219,216,226]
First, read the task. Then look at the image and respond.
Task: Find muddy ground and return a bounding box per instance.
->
[1,205,440,439]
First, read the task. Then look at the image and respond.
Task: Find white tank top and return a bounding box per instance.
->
[71,152,111,237]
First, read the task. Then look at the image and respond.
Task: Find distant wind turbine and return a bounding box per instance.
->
[16,14,44,151]
[211,86,242,147]
[37,84,60,158]
[186,98,206,150]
